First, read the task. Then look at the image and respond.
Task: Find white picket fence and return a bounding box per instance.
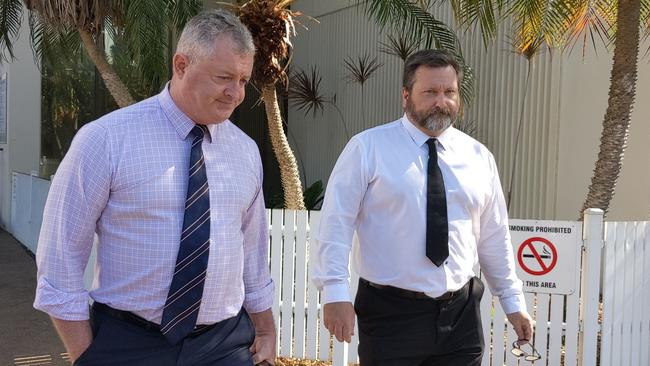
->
[600,221,650,366]
[8,173,650,365]
[267,208,648,366]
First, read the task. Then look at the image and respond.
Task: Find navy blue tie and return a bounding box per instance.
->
[426,138,449,266]
[161,125,211,344]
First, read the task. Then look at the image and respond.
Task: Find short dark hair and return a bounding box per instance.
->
[403,49,462,90]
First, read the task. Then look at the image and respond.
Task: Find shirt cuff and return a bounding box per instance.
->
[33,277,90,321]
[499,292,527,315]
[322,283,351,304]
[244,279,275,314]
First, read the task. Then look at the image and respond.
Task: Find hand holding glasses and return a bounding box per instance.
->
[511,340,541,362]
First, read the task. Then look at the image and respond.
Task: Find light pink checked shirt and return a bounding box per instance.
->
[34,85,274,324]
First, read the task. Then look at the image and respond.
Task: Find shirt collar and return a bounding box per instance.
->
[158,82,213,142]
[400,113,455,151]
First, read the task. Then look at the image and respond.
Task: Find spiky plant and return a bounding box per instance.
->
[289,66,350,141]
[230,0,306,209]
[289,67,327,116]
[379,33,420,61]
[344,54,383,123]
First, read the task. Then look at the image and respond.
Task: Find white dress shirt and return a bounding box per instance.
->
[34,85,274,323]
[311,115,525,314]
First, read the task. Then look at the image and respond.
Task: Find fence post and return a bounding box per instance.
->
[579,208,604,366]
[28,170,37,224]
[332,339,349,366]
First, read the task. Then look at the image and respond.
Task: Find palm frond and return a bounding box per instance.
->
[122,0,169,92]
[357,0,474,105]
[449,0,507,47]
[642,0,650,55]
[343,54,383,86]
[460,63,474,106]
[361,0,459,51]
[379,33,420,61]
[416,0,433,10]
[29,13,81,71]
[166,0,202,32]
[562,0,616,53]
[509,0,577,58]
[27,0,122,33]
[0,0,23,61]
[454,118,478,137]
[288,67,327,116]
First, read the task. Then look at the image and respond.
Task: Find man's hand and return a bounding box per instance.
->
[50,317,93,363]
[323,302,355,343]
[249,309,276,365]
[507,311,534,344]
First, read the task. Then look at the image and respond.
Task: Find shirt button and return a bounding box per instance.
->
[445,261,449,265]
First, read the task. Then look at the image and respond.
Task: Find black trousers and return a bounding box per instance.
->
[354,277,485,366]
[74,303,255,366]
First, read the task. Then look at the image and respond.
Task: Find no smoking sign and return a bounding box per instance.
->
[509,220,581,295]
[517,237,557,275]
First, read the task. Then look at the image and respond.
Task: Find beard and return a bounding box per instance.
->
[405,98,456,133]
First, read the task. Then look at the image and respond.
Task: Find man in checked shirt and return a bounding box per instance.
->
[33,10,275,366]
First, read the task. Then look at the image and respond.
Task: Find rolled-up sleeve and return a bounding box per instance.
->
[241,155,274,314]
[33,123,111,320]
[477,154,526,315]
[311,137,368,304]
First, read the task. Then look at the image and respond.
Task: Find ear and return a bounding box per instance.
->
[173,53,190,78]
[401,87,409,110]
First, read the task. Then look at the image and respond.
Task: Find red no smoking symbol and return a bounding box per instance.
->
[517,237,558,275]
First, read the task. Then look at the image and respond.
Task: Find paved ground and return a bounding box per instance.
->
[0,229,68,365]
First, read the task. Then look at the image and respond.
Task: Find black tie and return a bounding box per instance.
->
[425,138,448,267]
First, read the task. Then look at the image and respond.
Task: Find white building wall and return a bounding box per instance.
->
[453,17,562,220]
[558,46,650,220]
[289,1,404,191]
[0,5,41,230]
[290,0,649,220]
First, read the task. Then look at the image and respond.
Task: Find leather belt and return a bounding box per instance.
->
[92,302,216,336]
[360,278,461,301]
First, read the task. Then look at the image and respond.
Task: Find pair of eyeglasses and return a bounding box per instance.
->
[511,341,541,362]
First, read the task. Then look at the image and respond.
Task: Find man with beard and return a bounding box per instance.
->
[311,50,533,365]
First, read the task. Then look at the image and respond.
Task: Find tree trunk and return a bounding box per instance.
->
[580,0,640,219]
[78,29,135,108]
[261,84,305,210]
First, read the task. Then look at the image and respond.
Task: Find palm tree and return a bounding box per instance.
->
[229,0,306,210]
[0,0,201,108]
[450,0,646,218]
[578,0,641,218]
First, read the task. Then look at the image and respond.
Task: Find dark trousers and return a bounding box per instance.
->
[74,303,255,366]
[354,277,485,366]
